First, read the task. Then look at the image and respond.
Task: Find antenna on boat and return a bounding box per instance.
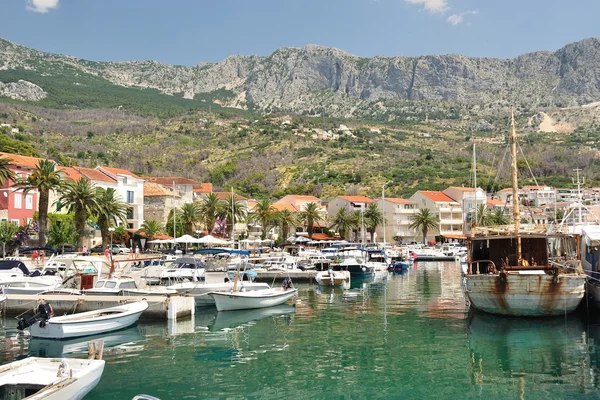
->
[509,106,523,266]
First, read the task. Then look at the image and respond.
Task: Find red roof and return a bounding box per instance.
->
[418,191,457,203]
[75,167,116,183]
[447,186,475,192]
[384,198,415,205]
[0,152,43,169]
[193,183,213,193]
[338,196,375,203]
[142,176,204,186]
[310,233,340,241]
[487,199,505,207]
[213,192,247,201]
[97,166,141,179]
[272,203,298,212]
[280,195,321,202]
[57,166,82,181]
[144,182,179,197]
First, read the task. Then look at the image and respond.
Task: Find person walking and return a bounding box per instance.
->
[135,246,140,259]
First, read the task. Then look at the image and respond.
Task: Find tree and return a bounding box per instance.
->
[472,204,492,227]
[180,202,202,234]
[58,178,100,251]
[139,220,163,240]
[248,198,278,240]
[199,193,224,233]
[0,221,18,258]
[299,202,324,239]
[278,209,297,243]
[364,203,384,243]
[95,187,127,249]
[330,207,356,241]
[221,194,247,239]
[0,156,15,186]
[490,208,510,226]
[409,208,440,244]
[47,220,77,253]
[13,159,61,247]
[166,209,184,238]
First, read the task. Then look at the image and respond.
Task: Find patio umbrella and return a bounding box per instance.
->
[294,236,310,243]
[197,235,229,245]
[174,234,202,243]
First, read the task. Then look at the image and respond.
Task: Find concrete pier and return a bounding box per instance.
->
[3,294,195,320]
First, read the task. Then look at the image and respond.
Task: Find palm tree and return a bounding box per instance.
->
[350,210,362,242]
[221,194,247,239]
[47,221,77,254]
[248,199,278,240]
[0,156,15,185]
[330,208,356,241]
[409,208,440,244]
[364,203,384,243]
[180,202,201,234]
[299,202,324,239]
[472,204,492,227]
[58,178,100,251]
[278,209,297,243]
[0,221,18,258]
[139,220,163,240]
[95,187,127,249]
[199,193,224,233]
[490,208,509,226]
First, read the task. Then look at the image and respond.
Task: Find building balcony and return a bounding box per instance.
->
[438,207,462,213]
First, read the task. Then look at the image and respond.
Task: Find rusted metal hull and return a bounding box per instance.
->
[465,272,586,316]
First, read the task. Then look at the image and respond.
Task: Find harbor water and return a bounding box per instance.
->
[2,261,600,399]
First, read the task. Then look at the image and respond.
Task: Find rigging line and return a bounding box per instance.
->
[492,145,510,192]
[516,139,541,188]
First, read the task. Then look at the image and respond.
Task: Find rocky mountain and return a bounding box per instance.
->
[2,37,600,118]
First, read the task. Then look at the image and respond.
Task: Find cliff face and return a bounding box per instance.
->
[2,37,600,116]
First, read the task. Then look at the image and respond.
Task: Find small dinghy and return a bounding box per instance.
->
[19,301,148,339]
[315,270,348,287]
[0,357,105,400]
[209,278,297,312]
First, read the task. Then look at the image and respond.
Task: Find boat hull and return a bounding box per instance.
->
[210,289,298,311]
[315,271,349,287]
[169,282,271,306]
[465,272,586,316]
[29,301,148,339]
[0,357,105,400]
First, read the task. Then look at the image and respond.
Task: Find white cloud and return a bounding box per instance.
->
[447,10,478,25]
[404,0,449,14]
[26,0,59,13]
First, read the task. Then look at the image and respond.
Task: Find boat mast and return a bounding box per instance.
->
[473,140,477,226]
[509,107,522,266]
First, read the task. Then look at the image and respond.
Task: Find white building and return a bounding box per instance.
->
[408,191,463,242]
[376,198,417,243]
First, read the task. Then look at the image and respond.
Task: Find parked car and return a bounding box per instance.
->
[111,244,130,255]
[89,245,105,254]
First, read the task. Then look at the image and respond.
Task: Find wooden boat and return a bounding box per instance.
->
[0,357,105,400]
[463,109,586,316]
[23,301,148,339]
[315,270,349,287]
[209,287,298,312]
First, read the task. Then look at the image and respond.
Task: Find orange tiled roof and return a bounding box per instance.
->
[310,233,340,241]
[272,203,298,212]
[280,195,321,202]
[498,188,513,192]
[144,182,179,197]
[418,191,457,203]
[75,167,116,183]
[0,152,44,169]
[193,183,213,193]
[97,166,141,179]
[447,186,475,192]
[385,198,415,205]
[338,195,375,203]
[487,199,505,207]
[57,166,82,181]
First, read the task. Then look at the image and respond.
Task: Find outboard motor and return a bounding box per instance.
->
[282,277,293,290]
[17,303,54,331]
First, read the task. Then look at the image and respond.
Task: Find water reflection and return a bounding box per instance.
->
[467,311,594,398]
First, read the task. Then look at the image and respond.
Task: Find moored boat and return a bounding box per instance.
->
[0,357,105,400]
[315,269,350,287]
[20,300,148,339]
[209,279,298,312]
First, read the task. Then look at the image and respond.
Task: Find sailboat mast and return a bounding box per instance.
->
[473,141,477,225]
[509,107,522,266]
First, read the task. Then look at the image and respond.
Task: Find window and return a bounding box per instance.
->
[126,191,134,203]
[126,207,134,219]
[14,194,22,209]
[10,219,18,225]
[127,223,134,229]
[25,195,33,210]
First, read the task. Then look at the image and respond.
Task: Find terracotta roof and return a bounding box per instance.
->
[498,188,513,192]
[154,234,174,240]
[97,166,141,179]
[142,176,203,186]
[144,182,179,197]
[487,199,506,207]
[272,203,298,212]
[75,167,117,183]
[57,166,82,181]
[214,192,247,201]
[310,233,340,241]
[0,152,44,169]
[193,183,213,193]
[418,191,458,203]
[384,198,415,205]
[447,186,475,192]
[279,195,321,202]
[338,195,375,203]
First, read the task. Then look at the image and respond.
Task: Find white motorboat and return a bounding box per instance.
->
[84,277,176,296]
[168,280,270,307]
[209,282,298,312]
[315,270,350,287]
[21,301,148,339]
[0,357,105,400]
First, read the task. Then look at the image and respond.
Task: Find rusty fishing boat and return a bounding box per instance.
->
[463,109,586,316]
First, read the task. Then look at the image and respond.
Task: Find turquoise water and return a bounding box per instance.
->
[2,262,600,399]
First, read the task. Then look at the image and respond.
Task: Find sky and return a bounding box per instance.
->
[2,0,600,66]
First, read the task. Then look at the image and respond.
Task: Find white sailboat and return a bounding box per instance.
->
[463,108,586,316]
